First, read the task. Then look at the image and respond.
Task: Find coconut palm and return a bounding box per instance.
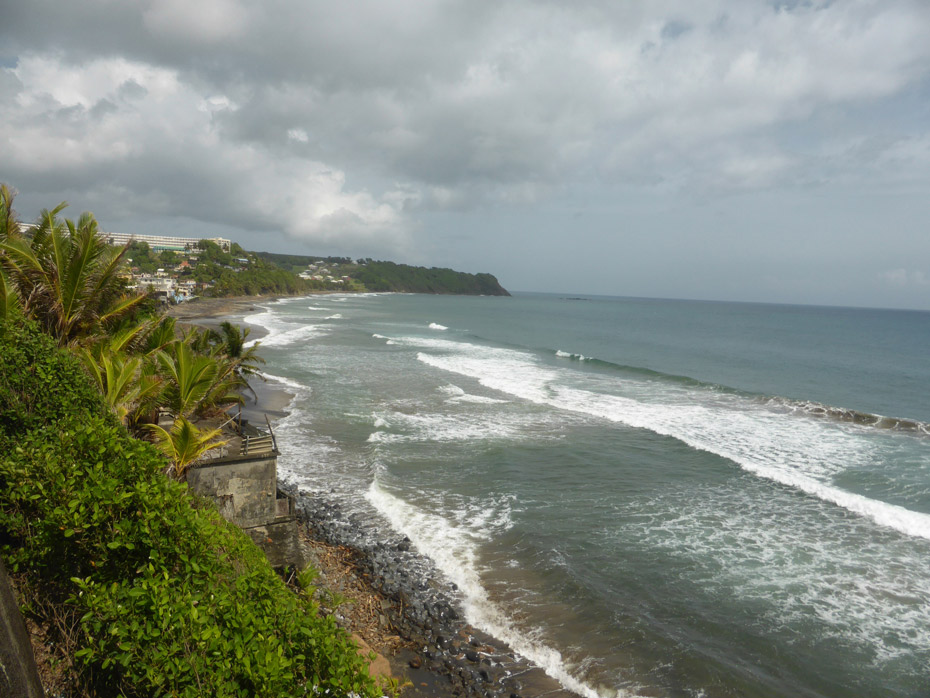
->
[0,185,22,325]
[155,341,221,418]
[145,417,227,478]
[204,321,266,402]
[217,320,265,379]
[0,204,145,346]
[0,184,18,242]
[78,344,162,429]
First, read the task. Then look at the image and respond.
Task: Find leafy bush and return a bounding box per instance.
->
[0,320,379,697]
[0,319,112,441]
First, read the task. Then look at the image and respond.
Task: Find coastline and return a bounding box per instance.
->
[171,296,580,698]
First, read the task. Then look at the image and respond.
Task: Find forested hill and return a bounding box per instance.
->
[353,261,509,295]
[255,253,510,296]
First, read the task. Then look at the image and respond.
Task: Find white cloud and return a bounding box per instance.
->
[142,0,249,43]
[879,269,930,287]
[2,0,930,272]
[1,54,405,249]
[287,128,309,143]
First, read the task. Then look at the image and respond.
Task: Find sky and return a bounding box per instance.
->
[2,1,930,309]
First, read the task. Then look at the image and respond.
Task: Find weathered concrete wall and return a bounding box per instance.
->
[187,455,277,528]
[0,558,44,698]
[188,455,303,568]
[244,518,305,569]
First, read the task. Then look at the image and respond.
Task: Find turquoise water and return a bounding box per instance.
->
[243,293,930,697]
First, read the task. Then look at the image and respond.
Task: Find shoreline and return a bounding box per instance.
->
[288,485,579,698]
[172,295,581,697]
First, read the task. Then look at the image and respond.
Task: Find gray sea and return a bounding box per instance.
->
[241,292,930,697]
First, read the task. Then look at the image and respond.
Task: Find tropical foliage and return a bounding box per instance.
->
[0,187,257,471]
[0,321,379,697]
[146,416,228,477]
[253,251,510,295]
[0,202,146,346]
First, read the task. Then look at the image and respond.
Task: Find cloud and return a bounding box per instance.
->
[880,269,930,288]
[1,53,405,252]
[143,0,250,43]
[1,0,929,259]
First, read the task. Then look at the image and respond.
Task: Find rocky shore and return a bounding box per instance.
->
[288,485,578,698]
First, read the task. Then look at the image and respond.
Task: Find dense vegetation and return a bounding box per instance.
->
[254,252,510,296]
[129,239,334,296]
[0,186,380,696]
[0,322,379,697]
[253,252,354,273]
[352,261,509,295]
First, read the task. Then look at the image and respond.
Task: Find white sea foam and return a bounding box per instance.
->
[366,482,626,698]
[325,314,343,320]
[372,334,389,340]
[306,305,327,310]
[429,322,449,330]
[259,323,326,348]
[623,482,930,667]
[414,342,930,542]
[263,372,310,393]
[556,349,589,361]
[438,384,507,405]
[243,307,286,348]
[366,409,540,444]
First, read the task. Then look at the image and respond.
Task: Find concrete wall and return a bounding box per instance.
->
[187,455,278,528]
[0,559,44,698]
[244,519,305,569]
[188,455,304,569]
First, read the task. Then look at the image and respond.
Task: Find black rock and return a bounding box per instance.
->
[465,649,480,662]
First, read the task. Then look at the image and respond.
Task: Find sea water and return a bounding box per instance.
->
[242,293,930,697]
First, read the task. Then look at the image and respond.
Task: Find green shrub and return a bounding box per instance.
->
[0,319,112,442]
[0,320,379,697]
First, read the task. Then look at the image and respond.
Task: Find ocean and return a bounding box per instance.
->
[242,292,930,698]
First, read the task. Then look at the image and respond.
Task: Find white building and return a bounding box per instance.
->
[101,231,232,253]
[131,275,176,300]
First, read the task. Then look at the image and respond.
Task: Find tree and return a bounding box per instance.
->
[154,341,221,419]
[145,416,227,478]
[0,185,23,325]
[0,204,146,346]
[78,347,160,429]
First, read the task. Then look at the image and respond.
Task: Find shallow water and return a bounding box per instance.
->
[244,293,930,697]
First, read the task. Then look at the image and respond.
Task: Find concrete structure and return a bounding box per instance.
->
[101,231,232,253]
[0,559,44,698]
[186,422,303,569]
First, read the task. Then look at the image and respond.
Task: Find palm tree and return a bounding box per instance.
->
[145,417,227,478]
[213,321,265,400]
[0,185,22,325]
[78,345,162,429]
[154,341,222,419]
[0,204,146,346]
[0,184,18,241]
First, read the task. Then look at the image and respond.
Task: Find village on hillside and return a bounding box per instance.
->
[104,231,362,302]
